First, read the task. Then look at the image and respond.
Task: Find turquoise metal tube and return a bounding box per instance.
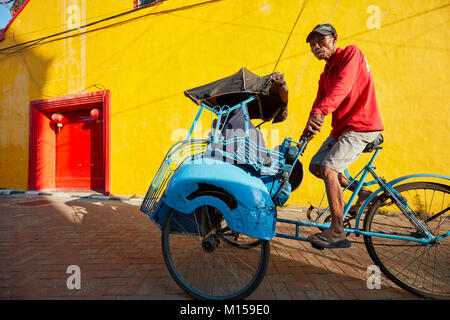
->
[342,148,381,220]
[353,171,450,230]
[275,217,434,244]
[187,104,204,139]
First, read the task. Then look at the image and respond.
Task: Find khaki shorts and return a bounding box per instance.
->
[310,131,381,173]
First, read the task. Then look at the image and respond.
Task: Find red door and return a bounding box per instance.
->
[55,108,104,190]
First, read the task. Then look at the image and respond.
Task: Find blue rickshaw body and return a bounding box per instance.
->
[141,72,296,242]
[150,157,279,240]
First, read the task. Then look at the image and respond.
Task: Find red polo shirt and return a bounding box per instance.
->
[310,45,383,138]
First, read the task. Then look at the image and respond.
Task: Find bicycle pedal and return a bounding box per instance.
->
[306,204,314,221]
[310,243,324,251]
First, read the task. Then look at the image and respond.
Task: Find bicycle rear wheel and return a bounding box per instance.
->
[364,182,450,300]
[161,205,270,300]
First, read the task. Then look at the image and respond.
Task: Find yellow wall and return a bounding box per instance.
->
[1,0,449,206]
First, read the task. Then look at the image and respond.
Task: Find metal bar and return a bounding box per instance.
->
[354,230,432,244]
[354,166,386,229]
[213,112,222,143]
[275,217,432,244]
[436,231,450,242]
[344,169,352,180]
[342,166,371,219]
[203,96,257,115]
[363,180,378,187]
[344,168,377,187]
[314,206,330,222]
[342,167,365,192]
[424,206,450,223]
[255,120,267,129]
[368,167,436,240]
[275,233,308,241]
[187,105,204,139]
[276,217,324,228]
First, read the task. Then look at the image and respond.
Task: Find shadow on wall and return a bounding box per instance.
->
[0,31,53,190]
[0,31,107,192]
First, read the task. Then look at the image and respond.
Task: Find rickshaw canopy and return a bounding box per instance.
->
[184,67,288,123]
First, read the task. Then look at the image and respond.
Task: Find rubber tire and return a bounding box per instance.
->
[363,181,450,300]
[161,208,270,300]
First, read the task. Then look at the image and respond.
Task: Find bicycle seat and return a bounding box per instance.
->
[363,133,383,153]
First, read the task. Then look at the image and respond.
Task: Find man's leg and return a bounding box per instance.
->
[320,165,346,241]
[309,163,346,241]
[307,131,381,245]
[337,173,372,212]
[309,163,371,208]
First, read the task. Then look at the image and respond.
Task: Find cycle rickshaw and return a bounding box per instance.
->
[140,68,450,300]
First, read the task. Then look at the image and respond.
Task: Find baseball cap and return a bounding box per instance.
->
[306,23,337,43]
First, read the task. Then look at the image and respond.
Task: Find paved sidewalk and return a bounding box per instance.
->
[0,193,421,300]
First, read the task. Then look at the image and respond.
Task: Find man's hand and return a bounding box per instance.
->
[305,113,324,134]
[299,113,325,147]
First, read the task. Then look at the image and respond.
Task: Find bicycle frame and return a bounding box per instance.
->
[275,137,450,245]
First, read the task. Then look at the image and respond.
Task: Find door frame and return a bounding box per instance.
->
[28,90,111,194]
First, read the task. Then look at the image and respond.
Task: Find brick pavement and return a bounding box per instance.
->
[0,193,421,300]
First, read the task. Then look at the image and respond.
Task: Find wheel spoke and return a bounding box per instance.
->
[162,201,269,300]
[365,182,450,299]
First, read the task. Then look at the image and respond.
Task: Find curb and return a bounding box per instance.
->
[0,188,144,203]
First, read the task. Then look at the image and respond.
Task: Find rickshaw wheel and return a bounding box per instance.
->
[221,226,262,249]
[188,188,261,248]
[161,205,270,300]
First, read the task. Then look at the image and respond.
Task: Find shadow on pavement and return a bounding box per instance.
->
[0,195,419,300]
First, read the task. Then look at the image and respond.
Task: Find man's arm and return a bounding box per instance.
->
[301,77,326,136]
[311,47,360,116]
